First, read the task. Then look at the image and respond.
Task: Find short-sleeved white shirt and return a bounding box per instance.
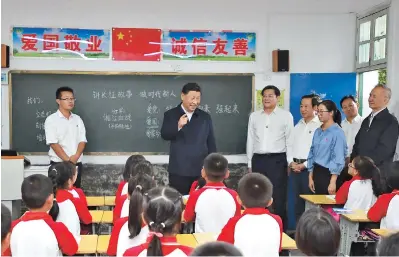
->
[44,110,87,162]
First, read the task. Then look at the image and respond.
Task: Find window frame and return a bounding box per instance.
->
[356,7,389,72]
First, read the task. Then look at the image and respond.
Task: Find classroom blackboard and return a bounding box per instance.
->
[10,72,253,154]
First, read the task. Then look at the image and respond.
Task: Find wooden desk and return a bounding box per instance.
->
[89,210,104,223]
[300,194,336,210]
[77,235,98,254]
[104,196,116,206]
[102,210,113,223]
[87,196,105,207]
[97,235,111,254]
[193,232,297,250]
[176,234,197,248]
[339,210,372,256]
[372,229,398,237]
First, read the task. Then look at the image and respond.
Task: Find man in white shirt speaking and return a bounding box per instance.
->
[246,85,294,230]
[340,95,362,182]
[291,94,321,221]
[44,87,87,188]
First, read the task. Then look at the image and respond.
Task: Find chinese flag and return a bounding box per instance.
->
[112,28,161,61]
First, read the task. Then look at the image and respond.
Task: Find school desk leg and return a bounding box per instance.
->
[304,201,317,211]
[338,218,359,256]
[92,223,96,235]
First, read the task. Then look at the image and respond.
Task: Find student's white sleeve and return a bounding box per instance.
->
[246,113,254,168]
[44,117,58,145]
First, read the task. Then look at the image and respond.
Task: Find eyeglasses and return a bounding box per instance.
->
[348,163,355,168]
[59,98,76,102]
[317,110,330,113]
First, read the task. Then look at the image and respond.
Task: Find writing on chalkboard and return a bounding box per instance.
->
[139,90,177,99]
[147,104,159,114]
[103,107,133,130]
[215,103,240,114]
[27,97,43,104]
[93,90,134,99]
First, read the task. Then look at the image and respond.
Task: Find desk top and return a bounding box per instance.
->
[176,234,197,248]
[193,232,297,250]
[372,229,398,237]
[1,156,24,160]
[97,235,111,254]
[102,210,113,223]
[89,210,104,223]
[87,196,105,207]
[300,194,336,204]
[77,235,98,254]
[104,196,116,206]
[341,210,370,222]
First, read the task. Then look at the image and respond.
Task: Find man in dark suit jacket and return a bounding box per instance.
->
[351,84,399,192]
[161,82,217,195]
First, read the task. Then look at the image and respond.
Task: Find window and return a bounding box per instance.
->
[356,8,389,71]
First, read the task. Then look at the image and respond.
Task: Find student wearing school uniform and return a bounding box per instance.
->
[4,174,78,257]
[115,155,146,202]
[114,161,155,223]
[367,161,399,229]
[1,204,11,255]
[44,86,87,188]
[218,173,282,257]
[48,161,92,243]
[307,100,347,195]
[295,208,341,256]
[107,173,155,257]
[183,153,241,233]
[290,94,321,221]
[335,156,382,210]
[123,187,192,257]
[340,95,363,182]
[190,242,243,256]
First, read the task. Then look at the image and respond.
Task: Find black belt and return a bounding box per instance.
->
[254,152,285,157]
[293,158,307,164]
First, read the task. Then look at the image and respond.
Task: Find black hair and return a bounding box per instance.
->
[122,155,146,181]
[301,94,321,107]
[47,162,76,221]
[377,231,399,256]
[21,174,54,210]
[190,241,243,256]
[56,86,74,99]
[196,177,207,190]
[144,187,183,257]
[352,156,382,197]
[237,173,273,208]
[131,161,154,177]
[1,204,11,242]
[388,161,399,190]
[182,83,201,95]
[340,95,357,108]
[203,153,228,182]
[319,99,342,126]
[295,208,340,256]
[127,173,156,239]
[261,85,280,97]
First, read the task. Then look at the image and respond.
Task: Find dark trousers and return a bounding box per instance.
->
[291,169,311,221]
[313,163,343,194]
[50,161,83,188]
[168,173,198,195]
[252,153,288,230]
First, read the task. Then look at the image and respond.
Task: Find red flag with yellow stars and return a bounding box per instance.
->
[112,28,162,61]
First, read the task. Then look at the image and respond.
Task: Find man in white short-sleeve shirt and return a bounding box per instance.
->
[44,87,87,188]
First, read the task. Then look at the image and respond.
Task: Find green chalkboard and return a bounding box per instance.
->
[10,72,253,154]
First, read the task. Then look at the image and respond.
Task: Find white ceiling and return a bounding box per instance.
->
[259,0,390,14]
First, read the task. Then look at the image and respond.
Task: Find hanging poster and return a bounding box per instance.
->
[162,30,256,61]
[12,27,110,59]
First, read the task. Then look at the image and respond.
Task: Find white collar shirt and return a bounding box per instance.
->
[342,114,363,157]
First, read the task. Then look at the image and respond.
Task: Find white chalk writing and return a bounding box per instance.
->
[36,110,52,118]
[165,105,174,111]
[108,123,132,130]
[103,107,133,130]
[36,134,45,142]
[147,103,159,114]
[93,90,133,99]
[35,122,45,130]
[27,97,43,105]
[146,128,161,139]
[198,104,211,113]
[215,104,240,114]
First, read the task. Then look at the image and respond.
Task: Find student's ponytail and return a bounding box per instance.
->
[47,162,74,221]
[127,174,156,239]
[145,187,183,257]
[371,165,382,197]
